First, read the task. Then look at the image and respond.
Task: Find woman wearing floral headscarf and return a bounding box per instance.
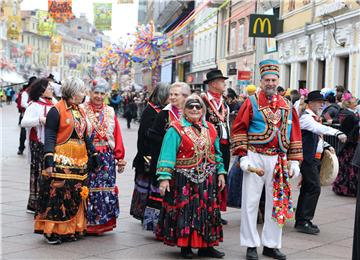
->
[82,78,126,234]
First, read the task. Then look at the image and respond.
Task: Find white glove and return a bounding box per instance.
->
[289,160,301,178]
[336,132,347,143]
[239,156,254,172]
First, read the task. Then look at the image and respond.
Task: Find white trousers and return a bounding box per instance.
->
[240,150,283,248]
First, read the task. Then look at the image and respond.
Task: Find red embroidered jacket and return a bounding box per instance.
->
[231,91,303,161]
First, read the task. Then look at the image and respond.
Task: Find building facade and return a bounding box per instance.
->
[277,0,360,96]
[225,0,256,92]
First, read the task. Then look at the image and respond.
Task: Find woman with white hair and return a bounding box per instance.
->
[143,82,191,231]
[35,77,97,244]
[82,78,126,234]
[156,94,226,258]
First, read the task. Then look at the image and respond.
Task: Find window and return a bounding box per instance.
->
[288,0,295,12]
[220,24,227,58]
[229,23,236,53]
[238,20,245,51]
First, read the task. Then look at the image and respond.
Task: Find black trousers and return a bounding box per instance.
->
[18,114,26,152]
[220,143,230,171]
[295,158,321,223]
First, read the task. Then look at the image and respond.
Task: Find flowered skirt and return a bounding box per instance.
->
[333,143,359,197]
[227,157,243,208]
[156,165,223,248]
[27,141,43,212]
[34,139,88,238]
[130,167,151,221]
[87,149,119,234]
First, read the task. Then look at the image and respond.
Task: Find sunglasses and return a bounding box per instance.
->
[186,104,202,110]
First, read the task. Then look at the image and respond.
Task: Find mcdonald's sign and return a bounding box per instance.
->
[249,14,283,38]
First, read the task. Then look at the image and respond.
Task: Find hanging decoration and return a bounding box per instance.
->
[95,36,103,49]
[117,0,133,3]
[37,10,56,36]
[69,55,81,69]
[50,54,59,66]
[95,44,130,78]
[93,3,112,31]
[131,21,172,70]
[48,0,75,23]
[7,16,22,41]
[50,35,62,53]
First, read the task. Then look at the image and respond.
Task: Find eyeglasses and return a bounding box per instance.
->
[186,104,202,110]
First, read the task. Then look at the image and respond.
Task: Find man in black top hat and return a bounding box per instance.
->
[201,69,230,226]
[296,90,347,234]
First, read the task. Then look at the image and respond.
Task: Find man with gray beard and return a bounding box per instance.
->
[232,59,303,260]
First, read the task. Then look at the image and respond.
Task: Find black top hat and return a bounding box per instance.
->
[305,90,324,103]
[24,76,37,88]
[204,69,228,84]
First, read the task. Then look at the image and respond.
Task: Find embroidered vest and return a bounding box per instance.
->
[248,95,292,153]
[301,112,320,163]
[171,121,218,169]
[201,92,229,138]
[55,99,86,145]
[83,103,116,150]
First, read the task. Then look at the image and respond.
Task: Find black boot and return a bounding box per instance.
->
[295,221,320,234]
[198,247,225,258]
[180,247,193,259]
[246,247,258,260]
[262,246,286,260]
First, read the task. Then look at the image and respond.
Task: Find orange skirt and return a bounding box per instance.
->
[34,202,86,236]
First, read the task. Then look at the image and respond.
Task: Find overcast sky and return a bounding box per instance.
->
[20,0,139,43]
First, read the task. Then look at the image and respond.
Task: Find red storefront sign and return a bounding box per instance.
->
[238,71,251,80]
[186,75,194,83]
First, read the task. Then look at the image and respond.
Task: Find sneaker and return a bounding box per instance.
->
[26,209,35,214]
[44,235,61,245]
[17,150,23,155]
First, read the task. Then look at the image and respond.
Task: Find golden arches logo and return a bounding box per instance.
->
[253,18,272,35]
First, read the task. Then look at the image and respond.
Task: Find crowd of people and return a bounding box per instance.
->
[11,58,360,260]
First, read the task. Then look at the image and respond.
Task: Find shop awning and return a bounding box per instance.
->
[0,70,26,84]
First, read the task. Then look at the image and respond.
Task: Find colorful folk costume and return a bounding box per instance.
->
[332,108,359,197]
[156,117,226,248]
[130,101,162,221]
[296,91,347,235]
[35,99,95,242]
[21,97,55,213]
[202,70,230,212]
[231,60,303,254]
[83,101,125,234]
[143,104,181,231]
[352,140,360,260]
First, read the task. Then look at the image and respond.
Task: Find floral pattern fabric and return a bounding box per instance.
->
[87,150,119,228]
[28,141,43,211]
[156,164,223,248]
[332,143,359,197]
